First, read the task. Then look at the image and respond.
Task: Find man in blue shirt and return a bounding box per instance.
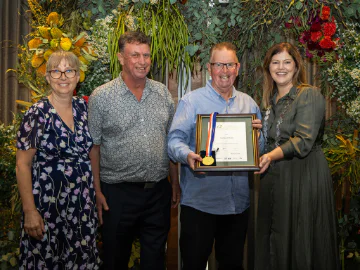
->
[168,42,263,270]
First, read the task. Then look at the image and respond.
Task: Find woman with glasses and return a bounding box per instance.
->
[16,50,100,269]
[254,42,339,270]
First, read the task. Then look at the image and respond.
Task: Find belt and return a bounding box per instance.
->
[122,181,157,189]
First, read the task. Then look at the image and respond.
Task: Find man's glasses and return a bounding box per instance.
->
[49,69,77,79]
[210,62,238,71]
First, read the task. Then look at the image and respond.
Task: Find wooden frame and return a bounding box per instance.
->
[194,114,260,172]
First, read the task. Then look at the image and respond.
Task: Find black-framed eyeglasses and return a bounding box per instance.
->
[210,62,238,70]
[49,69,77,79]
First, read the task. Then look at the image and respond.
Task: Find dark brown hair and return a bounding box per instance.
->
[118,31,151,52]
[262,42,307,108]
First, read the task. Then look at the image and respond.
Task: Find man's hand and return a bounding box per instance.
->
[24,209,45,240]
[187,152,202,170]
[96,192,109,225]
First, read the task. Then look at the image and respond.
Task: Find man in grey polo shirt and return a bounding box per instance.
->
[88,31,180,270]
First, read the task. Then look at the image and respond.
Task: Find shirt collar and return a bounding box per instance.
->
[272,85,298,105]
[206,80,237,101]
[116,72,151,96]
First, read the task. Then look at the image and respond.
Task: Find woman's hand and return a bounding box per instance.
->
[252,118,262,130]
[255,154,272,175]
[24,209,45,240]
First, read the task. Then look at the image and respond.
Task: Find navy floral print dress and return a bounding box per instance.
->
[16,97,100,270]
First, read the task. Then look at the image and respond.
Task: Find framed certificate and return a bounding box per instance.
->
[194,114,260,172]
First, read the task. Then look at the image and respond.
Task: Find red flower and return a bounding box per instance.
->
[285,21,293,29]
[319,36,335,49]
[73,89,77,96]
[323,21,336,36]
[321,6,331,20]
[293,17,302,27]
[299,31,311,44]
[285,16,302,29]
[82,96,89,103]
[310,22,322,32]
[305,50,314,58]
[311,31,322,42]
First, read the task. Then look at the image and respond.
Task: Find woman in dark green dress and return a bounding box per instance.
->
[255,42,339,270]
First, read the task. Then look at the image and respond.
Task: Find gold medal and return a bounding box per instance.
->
[202,156,214,166]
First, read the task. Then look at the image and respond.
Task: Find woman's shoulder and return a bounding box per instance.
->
[297,84,324,98]
[73,96,87,108]
[24,98,49,117]
[295,85,325,108]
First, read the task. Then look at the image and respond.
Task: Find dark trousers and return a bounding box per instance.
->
[101,179,171,270]
[180,205,249,270]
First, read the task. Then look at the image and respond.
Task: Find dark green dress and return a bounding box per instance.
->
[255,86,339,270]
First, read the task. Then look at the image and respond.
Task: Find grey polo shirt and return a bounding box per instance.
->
[88,73,175,184]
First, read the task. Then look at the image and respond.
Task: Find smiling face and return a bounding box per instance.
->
[269,50,297,90]
[118,42,151,83]
[46,58,80,97]
[207,48,240,98]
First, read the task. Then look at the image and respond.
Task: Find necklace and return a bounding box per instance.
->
[263,88,300,151]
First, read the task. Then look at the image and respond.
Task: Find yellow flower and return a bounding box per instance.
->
[31,54,44,68]
[28,38,42,49]
[50,28,63,39]
[50,39,59,49]
[43,49,54,61]
[79,70,85,82]
[38,26,51,40]
[60,37,72,51]
[46,12,60,26]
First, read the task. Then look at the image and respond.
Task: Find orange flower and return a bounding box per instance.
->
[36,63,47,76]
[74,36,86,47]
[72,47,81,56]
[46,12,60,26]
[31,54,44,68]
[28,38,42,49]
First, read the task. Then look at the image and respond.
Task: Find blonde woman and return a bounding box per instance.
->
[16,51,100,269]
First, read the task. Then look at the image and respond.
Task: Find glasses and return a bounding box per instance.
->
[210,62,238,71]
[49,69,77,79]
[124,53,151,60]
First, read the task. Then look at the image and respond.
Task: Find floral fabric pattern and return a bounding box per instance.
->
[16,97,100,270]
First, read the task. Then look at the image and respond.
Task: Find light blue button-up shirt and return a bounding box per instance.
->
[168,80,263,215]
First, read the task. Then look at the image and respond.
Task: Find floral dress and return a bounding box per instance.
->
[16,97,100,270]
